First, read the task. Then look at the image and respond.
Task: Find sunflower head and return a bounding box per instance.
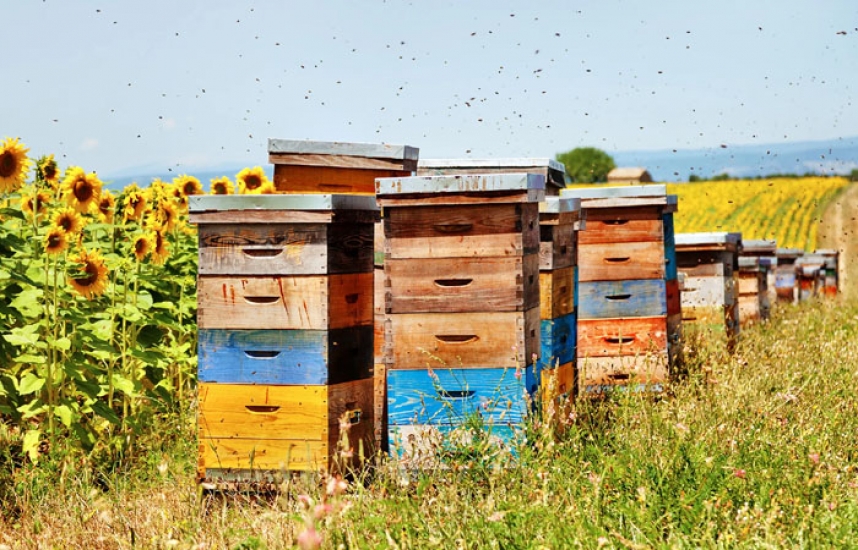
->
[237,167,274,195]
[150,227,171,266]
[61,167,102,213]
[68,247,110,299]
[174,175,203,197]
[52,207,85,236]
[36,154,60,189]
[94,190,116,224]
[44,227,69,256]
[21,190,52,221]
[122,187,149,222]
[131,232,154,262]
[156,199,180,232]
[210,176,234,195]
[0,137,32,194]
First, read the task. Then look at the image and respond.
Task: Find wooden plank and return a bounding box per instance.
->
[384,203,539,259]
[388,424,520,468]
[327,377,375,460]
[375,173,544,196]
[273,165,410,195]
[199,437,327,473]
[578,207,665,244]
[737,272,761,295]
[539,314,576,371]
[577,353,669,392]
[663,213,677,281]
[198,327,373,385]
[539,224,576,271]
[738,296,761,326]
[198,383,327,440]
[678,262,725,278]
[190,210,379,225]
[385,309,540,369]
[540,361,575,413]
[578,279,666,319]
[577,316,669,358]
[189,193,379,214]
[666,278,681,316]
[539,267,575,320]
[269,153,417,171]
[681,275,735,308]
[386,366,536,426]
[563,184,668,200]
[578,241,666,282]
[377,189,544,206]
[268,139,419,162]
[674,232,741,249]
[197,273,373,330]
[373,362,387,452]
[198,223,374,275]
[384,255,539,313]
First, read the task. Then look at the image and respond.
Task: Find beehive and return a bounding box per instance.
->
[740,239,777,321]
[813,249,839,296]
[561,185,680,394]
[417,158,566,196]
[675,232,741,349]
[268,139,418,195]
[376,173,544,465]
[795,254,826,301]
[775,248,802,303]
[190,194,378,482]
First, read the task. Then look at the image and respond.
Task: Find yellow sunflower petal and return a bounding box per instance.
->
[0,137,32,194]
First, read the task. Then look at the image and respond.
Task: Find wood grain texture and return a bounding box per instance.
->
[578,207,665,244]
[738,296,762,325]
[385,309,540,369]
[269,153,417,171]
[386,366,536,426]
[377,189,544,206]
[577,353,669,392]
[198,223,374,275]
[578,241,666,282]
[577,279,667,319]
[198,327,373,385]
[540,361,575,408]
[737,272,762,295]
[577,316,669,358]
[384,203,539,259]
[539,267,576,320]
[197,274,372,330]
[199,437,327,472]
[373,362,387,452]
[538,314,576,371]
[388,424,520,468]
[384,255,539,313]
[327,377,375,459]
[538,224,577,271]
[680,275,736,308]
[273,165,410,195]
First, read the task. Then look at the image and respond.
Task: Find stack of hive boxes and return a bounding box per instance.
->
[775,248,802,303]
[191,193,379,482]
[561,185,680,394]
[377,174,544,465]
[675,232,742,349]
[795,254,826,302]
[267,139,419,450]
[814,249,839,296]
[739,239,777,323]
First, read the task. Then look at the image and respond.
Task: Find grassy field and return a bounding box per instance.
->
[1,298,856,549]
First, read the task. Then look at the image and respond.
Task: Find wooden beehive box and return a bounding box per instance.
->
[813,249,839,296]
[560,184,679,394]
[775,248,802,303]
[417,157,567,196]
[795,255,825,301]
[737,256,765,325]
[741,239,777,319]
[675,232,741,346]
[190,194,379,481]
[376,173,544,462]
[268,139,418,195]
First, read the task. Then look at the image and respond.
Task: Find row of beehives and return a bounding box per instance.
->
[189,139,839,481]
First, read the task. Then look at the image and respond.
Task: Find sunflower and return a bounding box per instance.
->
[44,227,69,256]
[61,166,102,213]
[94,190,116,224]
[150,227,170,265]
[210,176,234,195]
[237,167,274,194]
[155,199,180,232]
[131,232,154,262]
[174,174,203,196]
[36,154,60,189]
[122,186,148,222]
[21,190,52,220]
[0,137,31,194]
[52,207,85,236]
[67,247,109,299]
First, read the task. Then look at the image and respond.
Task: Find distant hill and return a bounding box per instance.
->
[612,136,858,182]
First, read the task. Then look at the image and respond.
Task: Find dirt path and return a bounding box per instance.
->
[817,182,858,300]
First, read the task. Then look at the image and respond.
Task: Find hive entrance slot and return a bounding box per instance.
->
[434,335,479,344]
[603,336,635,345]
[605,294,632,301]
[437,389,475,399]
[245,405,281,414]
[242,248,282,258]
[244,296,280,304]
[434,279,473,288]
[432,223,473,234]
[244,350,281,359]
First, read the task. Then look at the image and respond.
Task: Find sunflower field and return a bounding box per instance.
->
[666,177,850,250]
[0,137,273,464]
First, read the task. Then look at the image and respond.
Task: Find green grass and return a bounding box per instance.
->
[2,299,858,549]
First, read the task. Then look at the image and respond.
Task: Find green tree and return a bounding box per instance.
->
[849,168,858,182]
[555,147,616,184]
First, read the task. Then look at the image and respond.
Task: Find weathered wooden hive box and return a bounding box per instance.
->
[675,232,741,347]
[376,173,544,466]
[813,249,839,296]
[268,139,418,195]
[795,254,826,301]
[417,158,567,196]
[190,194,378,482]
[775,248,802,303]
[740,239,777,322]
[560,184,680,395]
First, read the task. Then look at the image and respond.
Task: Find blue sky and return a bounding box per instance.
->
[3,1,857,178]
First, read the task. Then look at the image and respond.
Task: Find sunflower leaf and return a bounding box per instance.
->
[9,288,43,317]
[18,373,46,395]
[111,374,137,396]
[14,354,46,364]
[54,404,74,427]
[22,429,42,463]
